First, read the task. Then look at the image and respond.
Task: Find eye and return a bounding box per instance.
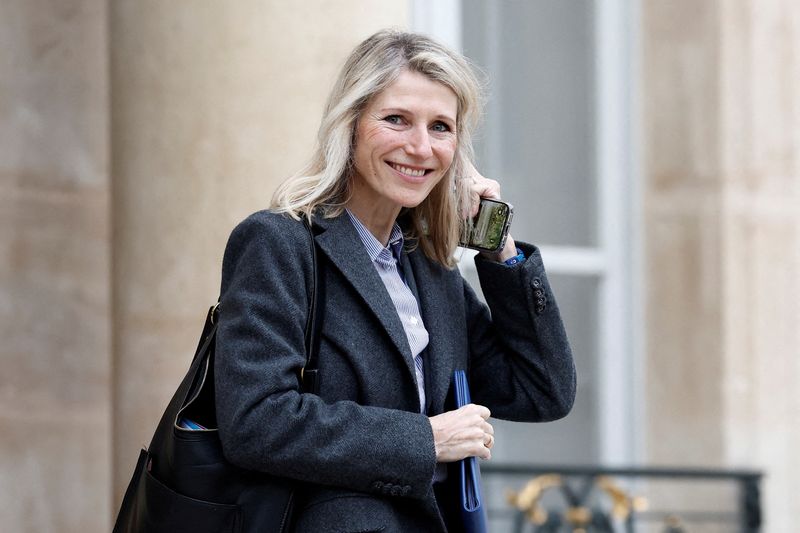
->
[431,121,452,133]
[383,114,404,125]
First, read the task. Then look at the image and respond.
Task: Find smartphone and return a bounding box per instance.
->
[459,198,514,253]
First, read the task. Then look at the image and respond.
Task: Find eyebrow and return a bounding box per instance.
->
[378,107,457,125]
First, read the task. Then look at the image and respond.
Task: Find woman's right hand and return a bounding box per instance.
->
[428,404,494,462]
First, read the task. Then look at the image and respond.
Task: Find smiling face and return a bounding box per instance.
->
[347,69,458,228]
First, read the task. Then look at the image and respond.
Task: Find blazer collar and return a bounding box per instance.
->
[312,212,417,380]
[405,250,459,415]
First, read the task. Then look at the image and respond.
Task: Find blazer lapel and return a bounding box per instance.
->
[313,213,416,380]
[405,250,460,416]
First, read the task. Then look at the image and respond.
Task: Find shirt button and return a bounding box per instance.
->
[409,316,419,325]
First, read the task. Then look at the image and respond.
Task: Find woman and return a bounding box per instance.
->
[215,29,576,532]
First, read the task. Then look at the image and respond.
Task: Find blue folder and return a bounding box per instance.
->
[453,370,489,533]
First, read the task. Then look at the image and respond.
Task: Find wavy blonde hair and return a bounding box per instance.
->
[271,29,484,268]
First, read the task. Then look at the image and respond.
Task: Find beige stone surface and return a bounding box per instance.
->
[0,0,111,532]
[644,209,726,465]
[0,414,109,532]
[643,0,721,188]
[720,3,800,532]
[109,0,409,506]
[643,0,726,466]
[643,0,800,530]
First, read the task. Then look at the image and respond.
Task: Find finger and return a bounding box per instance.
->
[459,176,478,218]
[461,404,491,422]
[472,178,501,201]
[464,437,490,459]
[468,190,480,218]
[476,443,491,460]
[469,404,491,420]
[464,177,503,220]
[461,178,481,218]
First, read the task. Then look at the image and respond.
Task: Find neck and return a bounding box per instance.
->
[345,202,398,246]
[345,179,401,246]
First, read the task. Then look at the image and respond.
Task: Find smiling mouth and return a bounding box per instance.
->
[387,162,431,178]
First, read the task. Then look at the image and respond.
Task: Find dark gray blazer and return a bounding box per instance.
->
[215,210,576,533]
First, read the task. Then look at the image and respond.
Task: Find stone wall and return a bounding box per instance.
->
[643,0,800,530]
[0,1,111,532]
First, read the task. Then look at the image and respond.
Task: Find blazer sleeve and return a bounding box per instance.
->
[466,242,577,422]
[214,212,436,499]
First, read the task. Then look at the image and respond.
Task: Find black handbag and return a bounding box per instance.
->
[113,218,324,533]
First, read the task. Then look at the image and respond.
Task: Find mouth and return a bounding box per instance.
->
[386,161,432,179]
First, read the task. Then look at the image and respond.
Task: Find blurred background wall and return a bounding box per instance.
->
[1,1,111,531]
[643,2,800,530]
[1,1,797,532]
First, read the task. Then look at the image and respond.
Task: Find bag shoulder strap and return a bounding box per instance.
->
[300,215,324,394]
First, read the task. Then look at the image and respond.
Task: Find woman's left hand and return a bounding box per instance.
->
[464,163,518,263]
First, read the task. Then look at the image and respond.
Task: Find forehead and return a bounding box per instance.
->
[369,69,458,120]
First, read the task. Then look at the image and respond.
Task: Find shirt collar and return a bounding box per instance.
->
[346,209,405,263]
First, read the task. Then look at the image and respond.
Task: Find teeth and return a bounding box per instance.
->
[391,163,426,177]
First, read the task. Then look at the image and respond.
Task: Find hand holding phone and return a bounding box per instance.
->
[459,198,514,253]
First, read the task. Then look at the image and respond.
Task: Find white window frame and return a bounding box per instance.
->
[410,0,643,465]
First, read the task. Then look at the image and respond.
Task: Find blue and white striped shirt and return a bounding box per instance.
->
[346,210,429,413]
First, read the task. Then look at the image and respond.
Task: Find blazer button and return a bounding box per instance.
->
[536,305,545,315]
[372,481,384,491]
[402,485,411,496]
[390,485,402,496]
[537,297,546,306]
[532,278,542,288]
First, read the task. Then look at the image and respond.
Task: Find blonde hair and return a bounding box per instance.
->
[271,29,484,268]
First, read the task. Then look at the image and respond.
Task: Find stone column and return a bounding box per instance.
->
[109,0,408,506]
[643,0,727,466]
[0,1,111,532]
[643,0,800,529]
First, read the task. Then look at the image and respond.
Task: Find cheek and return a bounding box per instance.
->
[433,138,457,167]
[354,129,384,172]
[373,132,406,158]
[360,124,403,155]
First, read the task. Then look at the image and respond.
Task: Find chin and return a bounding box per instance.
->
[396,192,431,210]
[402,195,426,207]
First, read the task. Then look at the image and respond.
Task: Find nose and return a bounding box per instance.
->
[404,124,433,159]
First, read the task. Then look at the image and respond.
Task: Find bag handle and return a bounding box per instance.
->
[300,215,323,394]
